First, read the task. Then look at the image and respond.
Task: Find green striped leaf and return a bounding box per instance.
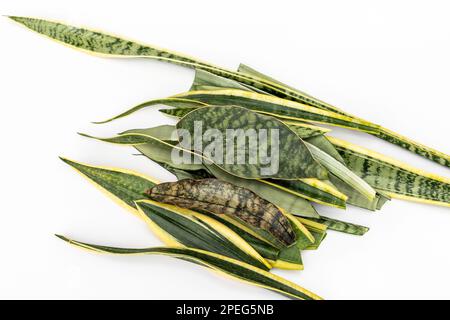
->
[295,218,328,250]
[173,90,377,133]
[79,125,321,217]
[176,105,328,180]
[306,142,376,200]
[310,216,369,236]
[329,137,450,207]
[160,107,330,139]
[328,175,390,211]
[59,157,157,211]
[264,178,347,209]
[60,158,283,266]
[205,164,320,218]
[57,236,322,300]
[305,135,346,164]
[124,125,343,209]
[136,200,271,270]
[94,98,207,124]
[13,16,450,167]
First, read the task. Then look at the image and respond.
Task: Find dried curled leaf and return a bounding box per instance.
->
[145,179,297,246]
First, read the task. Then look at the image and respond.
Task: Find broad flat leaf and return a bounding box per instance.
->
[80,125,321,217]
[329,137,450,207]
[295,218,328,250]
[136,200,271,270]
[57,236,322,300]
[176,105,328,180]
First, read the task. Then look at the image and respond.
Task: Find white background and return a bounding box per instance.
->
[1,0,449,299]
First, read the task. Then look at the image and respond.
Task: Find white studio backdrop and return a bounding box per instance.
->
[0,0,449,299]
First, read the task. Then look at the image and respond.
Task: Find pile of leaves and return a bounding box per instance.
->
[10,16,450,300]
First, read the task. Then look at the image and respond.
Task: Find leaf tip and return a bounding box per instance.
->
[55,234,70,243]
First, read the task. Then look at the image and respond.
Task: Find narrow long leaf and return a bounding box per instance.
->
[136,200,271,270]
[13,16,450,167]
[305,142,377,200]
[57,236,322,300]
[94,98,207,124]
[60,158,281,265]
[310,216,369,236]
[173,90,377,133]
[329,136,450,207]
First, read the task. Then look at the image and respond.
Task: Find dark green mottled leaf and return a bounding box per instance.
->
[330,137,450,207]
[176,105,328,180]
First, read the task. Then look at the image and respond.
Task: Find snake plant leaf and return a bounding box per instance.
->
[305,135,346,164]
[160,107,329,139]
[306,230,328,250]
[135,200,271,270]
[84,124,320,218]
[159,164,212,181]
[329,136,450,207]
[310,216,369,236]
[275,245,303,270]
[306,142,376,201]
[59,157,157,213]
[79,131,205,171]
[295,218,328,251]
[285,121,330,139]
[57,236,322,300]
[195,211,280,262]
[127,125,345,209]
[173,90,378,134]
[60,157,284,266]
[177,105,328,180]
[94,98,207,124]
[237,64,450,168]
[263,178,348,209]
[193,209,306,271]
[13,16,450,167]
[7,16,334,115]
[375,128,450,168]
[328,175,390,211]
[122,125,178,140]
[204,163,320,218]
[191,69,252,92]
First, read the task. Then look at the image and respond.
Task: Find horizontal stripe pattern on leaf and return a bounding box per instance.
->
[329,137,450,207]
